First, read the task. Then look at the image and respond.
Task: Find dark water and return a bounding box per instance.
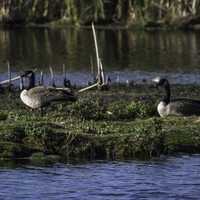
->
[1,28,200,85]
[0,155,200,200]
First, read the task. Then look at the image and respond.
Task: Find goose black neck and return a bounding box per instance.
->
[162,79,170,104]
[28,72,35,89]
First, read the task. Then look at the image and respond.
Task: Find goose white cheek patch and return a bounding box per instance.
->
[152,77,161,83]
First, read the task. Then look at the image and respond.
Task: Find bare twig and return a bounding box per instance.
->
[0,68,37,85]
[0,75,21,85]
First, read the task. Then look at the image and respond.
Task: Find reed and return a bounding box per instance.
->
[39,71,44,86]
[7,61,11,89]
[49,66,56,87]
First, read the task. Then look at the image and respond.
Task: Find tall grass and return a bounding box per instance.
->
[0,0,200,26]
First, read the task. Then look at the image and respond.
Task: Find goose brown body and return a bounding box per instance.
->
[20,86,76,109]
[157,98,200,117]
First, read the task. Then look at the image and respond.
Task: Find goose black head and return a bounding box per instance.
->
[152,77,171,104]
[152,77,169,88]
[28,71,36,89]
[20,70,36,90]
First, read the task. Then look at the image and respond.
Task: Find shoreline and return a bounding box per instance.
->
[0,16,200,31]
[0,23,199,31]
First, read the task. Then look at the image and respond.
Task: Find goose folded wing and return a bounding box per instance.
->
[170,98,200,116]
[45,87,76,101]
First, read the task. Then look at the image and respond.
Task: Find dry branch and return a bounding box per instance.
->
[78,83,99,93]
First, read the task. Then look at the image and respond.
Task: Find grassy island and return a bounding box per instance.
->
[1,84,200,163]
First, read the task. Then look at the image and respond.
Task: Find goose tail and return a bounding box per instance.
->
[54,88,77,102]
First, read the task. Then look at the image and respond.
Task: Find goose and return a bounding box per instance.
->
[20,86,77,110]
[20,71,77,111]
[152,77,200,117]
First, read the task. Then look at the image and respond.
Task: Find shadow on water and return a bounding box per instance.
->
[0,28,200,85]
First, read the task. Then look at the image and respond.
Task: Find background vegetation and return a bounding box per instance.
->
[0,0,200,28]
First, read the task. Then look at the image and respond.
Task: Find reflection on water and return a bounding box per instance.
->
[0,155,200,199]
[0,28,200,73]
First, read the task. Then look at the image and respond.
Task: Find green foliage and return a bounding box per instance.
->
[0,126,25,143]
[132,118,164,158]
[0,141,32,159]
[24,122,47,137]
[29,152,61,164]
[127,100,156,118]
[0,112,7,121]
[107,101,135,120]
[70,97,106,120]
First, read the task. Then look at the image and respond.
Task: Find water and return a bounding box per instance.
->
[0,155,200,199]
[0,28,200,85]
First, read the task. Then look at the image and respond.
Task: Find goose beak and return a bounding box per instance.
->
[152,77,161,83]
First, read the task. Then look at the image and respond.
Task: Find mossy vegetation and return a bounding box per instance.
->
[0,0,200,29]
[1,84,200,162]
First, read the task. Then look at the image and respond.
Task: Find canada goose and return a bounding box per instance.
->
[20,86,77,110]
[20,71,77,111]
[153,77,200,117]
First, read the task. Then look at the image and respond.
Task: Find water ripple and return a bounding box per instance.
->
[0,155,200,199]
